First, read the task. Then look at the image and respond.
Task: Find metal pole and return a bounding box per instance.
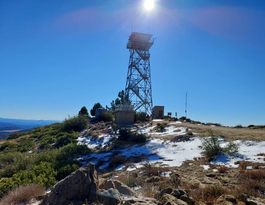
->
[185,92,188,118]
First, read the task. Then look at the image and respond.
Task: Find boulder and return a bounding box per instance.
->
[119,196,159,205]
[99,179,136,196]
[97,188,121,205]
[180,195,195,205]
[159,187,173,198]
[41,163,98,205]
[171,189,181,198]
[160,193,188,205]
[216,195,236,204]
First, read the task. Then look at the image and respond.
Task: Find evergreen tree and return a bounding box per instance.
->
[90,103,103,116]
[78,106,89,116]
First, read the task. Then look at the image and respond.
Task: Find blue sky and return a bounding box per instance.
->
[1,0,265,126]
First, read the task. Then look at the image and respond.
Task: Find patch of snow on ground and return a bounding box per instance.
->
[127,166,136,171]
[211,140,265,167]
[161,171,171,177]
[77,134,115,149]
[201,165,210,170]
[78,124,265,171]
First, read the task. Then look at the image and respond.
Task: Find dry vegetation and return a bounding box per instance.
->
[0,184,45,205]
[174,122,265,141]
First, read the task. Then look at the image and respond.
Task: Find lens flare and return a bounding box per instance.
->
[144,0,154,11]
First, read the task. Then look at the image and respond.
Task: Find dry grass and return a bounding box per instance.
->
[188,185,229,203]
[141,162,171,177]
[235,161,265,170]
[0,184,45,205]
[174,122,265,141]
[217,166,229,173]
[236,169,265,198]
[141,184,157,198]
[116,173,142,188]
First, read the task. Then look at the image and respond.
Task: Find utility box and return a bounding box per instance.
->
[152,106,164,119]
[114,105,135,124]
[95,108,106,119]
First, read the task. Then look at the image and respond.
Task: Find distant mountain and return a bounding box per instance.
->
[0,117,62,140]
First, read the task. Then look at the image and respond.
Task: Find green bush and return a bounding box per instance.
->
[201,137,239,159]
[155,123,166,132]
[61,115,89,132]
[0,142,19,151]
[98,112,114,122]
[118,128,146,143]
[0,162,57,197]
[0,119,93,196]
[135,112,147,121]
[57,164,79,180]
[7,132,25,140]
[60,143,91,158]
[17,137,35,152]
[54,132,78,148]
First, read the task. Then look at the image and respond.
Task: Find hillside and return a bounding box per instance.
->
[0,116,265,205]
[0,118,61,139]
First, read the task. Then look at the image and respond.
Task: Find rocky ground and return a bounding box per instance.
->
[7,120,265,205]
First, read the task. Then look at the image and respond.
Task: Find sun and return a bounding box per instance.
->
[144,0,155,11]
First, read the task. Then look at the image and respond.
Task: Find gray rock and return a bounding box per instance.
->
[99,179,136,196]
[216,195,236,204]
[178,189,187,196]
[41,163,98,205]
[159,187,173,198]
[180,195,195,205]
[97,188,121,205]
[171,189,181,198]
[160,193,188,205]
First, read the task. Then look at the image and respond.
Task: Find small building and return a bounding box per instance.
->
[95,108,106,119]
[114,105,135,124]
[152,106,164,119]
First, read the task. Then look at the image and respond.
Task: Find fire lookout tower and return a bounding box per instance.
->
[125,32,154,115]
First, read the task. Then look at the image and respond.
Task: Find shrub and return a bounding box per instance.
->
[118,128,146,143]
[236,170,265,197]
[57,164,79,180]
[234,124,243,128]
[201,137,239,159]
[109,155,128,168]
[7,132,25,140]
[218,166,229,173]
[54,132,78,148]
[155,123,166,132]
[0,142,19,151]
[135,112,147,121]
[60,143,91,158]
[98,112,114,122]
[0,184,45,205]
[189,185,228,203]
[61,115,89,132]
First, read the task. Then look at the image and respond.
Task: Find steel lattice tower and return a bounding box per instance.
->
[125,32,154,115]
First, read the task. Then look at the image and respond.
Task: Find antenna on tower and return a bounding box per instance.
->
[148,21,151,34]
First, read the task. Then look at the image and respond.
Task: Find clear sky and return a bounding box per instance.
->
[1,0,265,126]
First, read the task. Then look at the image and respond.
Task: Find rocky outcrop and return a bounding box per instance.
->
[41,163,98,205]
[160,193,188,205]
[99,179,136,196]
[158,188,195,205]
[216,195,236,204]
[97,188,121,205]
[238,193,265,205]
[119,196,158,205]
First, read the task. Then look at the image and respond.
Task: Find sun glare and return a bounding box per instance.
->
[144,0,154,11]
